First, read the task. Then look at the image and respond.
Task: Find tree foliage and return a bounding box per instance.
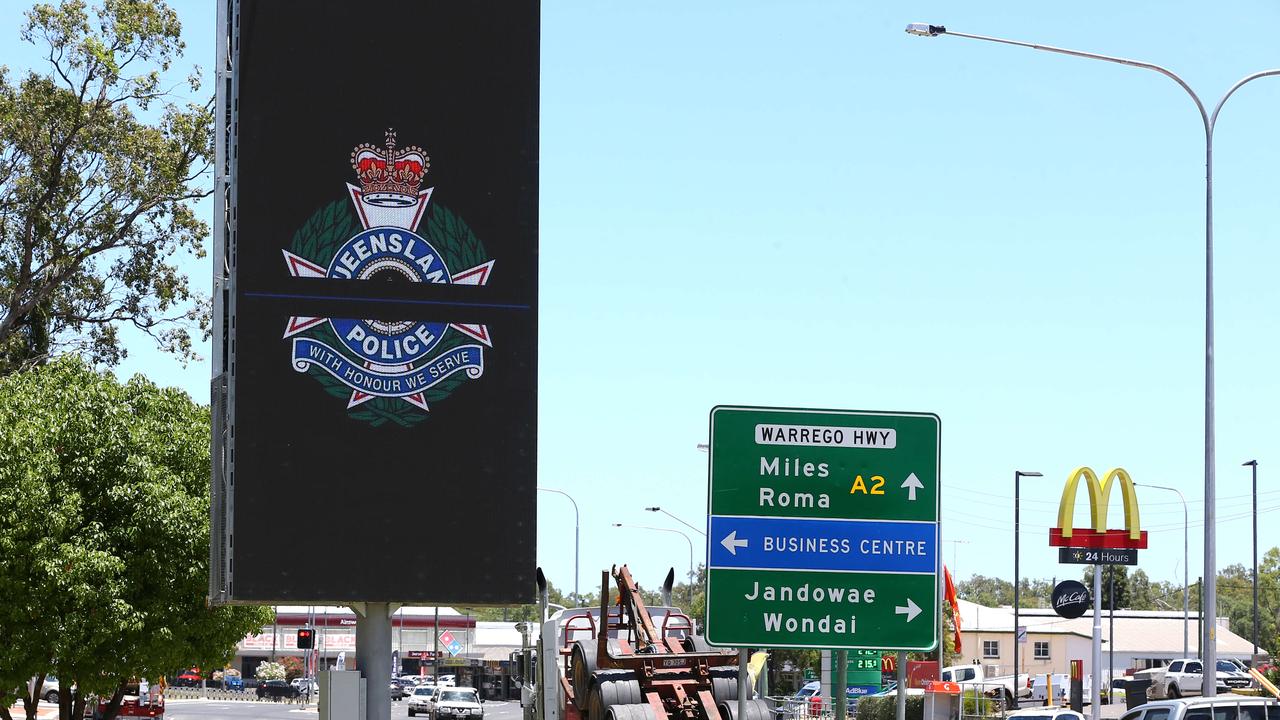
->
[0,0,212,375]
[0,358,272,720]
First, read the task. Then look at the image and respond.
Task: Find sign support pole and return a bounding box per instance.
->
[356,602,395,720]
[833,651,847,720]
[895,651,906,720]
[1090,568,1101,720]
[737,649,748,720]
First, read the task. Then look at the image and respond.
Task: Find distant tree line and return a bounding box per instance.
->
[957,556,1280,656]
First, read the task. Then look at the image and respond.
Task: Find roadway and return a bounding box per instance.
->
[164,697,523,720]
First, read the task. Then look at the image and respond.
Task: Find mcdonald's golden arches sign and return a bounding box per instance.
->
[1048,467,1147,550]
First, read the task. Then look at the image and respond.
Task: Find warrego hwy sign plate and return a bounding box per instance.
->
[704,406,940,651]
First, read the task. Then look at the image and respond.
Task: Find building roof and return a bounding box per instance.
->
[955,599,1265,658]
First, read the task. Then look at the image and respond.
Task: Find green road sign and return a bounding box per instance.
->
[705,406,940,651]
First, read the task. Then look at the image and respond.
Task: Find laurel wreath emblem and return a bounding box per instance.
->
[288,199,490,428]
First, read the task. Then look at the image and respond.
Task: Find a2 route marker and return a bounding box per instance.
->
[704,406,940,651]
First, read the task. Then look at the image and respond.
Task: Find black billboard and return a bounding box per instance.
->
[214,1,538,604]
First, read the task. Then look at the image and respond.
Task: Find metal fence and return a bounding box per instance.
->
[163,687,308,704]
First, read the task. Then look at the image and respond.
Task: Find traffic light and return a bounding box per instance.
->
[297,628,314,649]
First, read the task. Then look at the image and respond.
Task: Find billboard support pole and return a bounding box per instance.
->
[356,602,397,720]
[1090,567,1101,720]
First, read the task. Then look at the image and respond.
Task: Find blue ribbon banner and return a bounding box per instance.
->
[291,337,484,398]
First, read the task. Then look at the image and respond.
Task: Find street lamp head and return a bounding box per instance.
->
[1244,460,1258,467]
[1016,470,1043,478]
[905,23,946,37]
[611,523,623,527]
[645,507,660,512]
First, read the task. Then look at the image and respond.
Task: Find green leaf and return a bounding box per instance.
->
[291,199,361,267]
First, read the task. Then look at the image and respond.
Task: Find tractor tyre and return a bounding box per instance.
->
[607,704,660,720]
[719,699,771,720]
[686,635,712,653]
[571,641,598,710]
[711,677,739,704]
[594,671,642,719]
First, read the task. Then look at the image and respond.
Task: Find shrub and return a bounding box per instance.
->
[255,661,286,681]
[855,694,924,720]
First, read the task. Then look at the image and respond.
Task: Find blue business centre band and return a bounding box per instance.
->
[709,515,938,574]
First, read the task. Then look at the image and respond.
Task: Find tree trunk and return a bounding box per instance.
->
[23,674,43,720]
[0,691,15,720]
[100,684,127,720]
[71,693,87,720]
[58,685,70,720]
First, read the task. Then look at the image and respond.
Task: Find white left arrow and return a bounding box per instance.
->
[895,598,922,622]
[721,530,749,556]
[901,473,924,501]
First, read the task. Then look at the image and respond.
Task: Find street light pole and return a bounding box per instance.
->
[538,487,580,604]
[1244,460,1259,659]
[1136,483,1189,658]
[645,507,706,537]
[1013,471,1041,705]
[613,523,695,604]
[905,23,1280,694]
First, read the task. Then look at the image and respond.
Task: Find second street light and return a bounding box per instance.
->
[1244,460,1259,659]
[1013,469,1041,708]
[612,523,695,604]
[906,23,1280,695]
[1135,482,1189,658]
[645,507,706,537]
[538,487,580,604]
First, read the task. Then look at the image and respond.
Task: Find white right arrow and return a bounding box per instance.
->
[895,598,922,622]
[901,473,924,501]
[721,530,749,556]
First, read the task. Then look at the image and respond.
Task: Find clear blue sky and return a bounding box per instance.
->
[6,1,1280,607]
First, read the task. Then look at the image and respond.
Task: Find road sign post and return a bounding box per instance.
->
[705,406,940,650]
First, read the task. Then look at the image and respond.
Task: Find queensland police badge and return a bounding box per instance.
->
[281,130,494,427]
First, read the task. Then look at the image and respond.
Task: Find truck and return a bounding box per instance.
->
[1137,659,1252,699]
[523,565,764,720]
[939,664,1032,708]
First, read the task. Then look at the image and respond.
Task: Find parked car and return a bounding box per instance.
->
[866,682,925,699]
[409,685,440,717]
[223,673,244,691]
[174,669,203,687]
[390,680,409,701]
[290,677,318,695]
[1120,696,1279,720]
[1142,659,1240,699]
[1006,710,1085,720]
[433,686,485,720]
[257,679,301,700]
[940,663,1032,707]
[32,676,60,704]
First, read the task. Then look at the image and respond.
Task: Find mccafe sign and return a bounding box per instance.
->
[1051,580,1091,619]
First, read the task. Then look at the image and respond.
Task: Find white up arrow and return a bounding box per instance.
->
[901,472,924,501]
[721,530,749,556]
[895,598,922,622]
